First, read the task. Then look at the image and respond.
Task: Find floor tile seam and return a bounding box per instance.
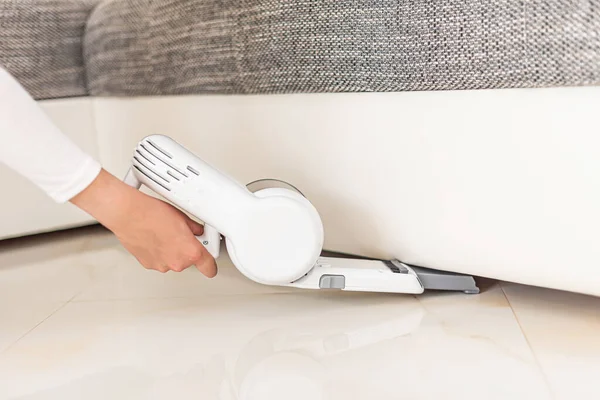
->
[500,283,557,400]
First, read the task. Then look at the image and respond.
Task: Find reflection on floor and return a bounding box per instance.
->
[0,226,598,400]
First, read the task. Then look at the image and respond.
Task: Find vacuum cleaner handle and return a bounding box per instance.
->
[123,167,221,259]
[194,224,221,258]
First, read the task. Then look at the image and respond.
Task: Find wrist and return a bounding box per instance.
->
[70,169,137,232]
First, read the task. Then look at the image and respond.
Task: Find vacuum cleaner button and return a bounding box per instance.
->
[319,275,345,289]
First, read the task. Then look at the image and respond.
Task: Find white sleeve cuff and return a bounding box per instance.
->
[46,157,102,203]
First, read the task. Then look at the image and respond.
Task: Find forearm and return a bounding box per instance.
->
[0,66,101,202]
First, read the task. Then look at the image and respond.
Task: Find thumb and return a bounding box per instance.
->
[190,241,218,278]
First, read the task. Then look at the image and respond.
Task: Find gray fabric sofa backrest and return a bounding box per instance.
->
[0,0,99,99]
[2,0,600,100]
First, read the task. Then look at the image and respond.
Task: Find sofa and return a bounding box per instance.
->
[1,0,599,295]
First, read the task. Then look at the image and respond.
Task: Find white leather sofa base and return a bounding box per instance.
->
[1,87,599,295]
[0,99,98,238]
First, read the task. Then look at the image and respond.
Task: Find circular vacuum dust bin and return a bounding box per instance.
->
[223,178,324,286]
[246,179,307,197]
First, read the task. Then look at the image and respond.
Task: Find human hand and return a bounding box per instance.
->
[70,169,217,276]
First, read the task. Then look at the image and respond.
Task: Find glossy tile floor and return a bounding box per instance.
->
[0,226,598,400]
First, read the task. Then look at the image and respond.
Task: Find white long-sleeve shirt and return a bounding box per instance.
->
[0,67,101,203]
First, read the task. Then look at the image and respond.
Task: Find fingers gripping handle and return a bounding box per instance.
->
[125,167,221,259]
[196,224,221,259]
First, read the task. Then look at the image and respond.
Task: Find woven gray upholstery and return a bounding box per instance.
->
[85,0,600,96]
[1,0,599,98]
[84,0,238,95]
[0,0,98,99]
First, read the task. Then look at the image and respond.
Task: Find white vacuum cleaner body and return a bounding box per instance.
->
[124,135,479,294]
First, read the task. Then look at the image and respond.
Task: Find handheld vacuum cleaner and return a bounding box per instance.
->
[124,135,479,295]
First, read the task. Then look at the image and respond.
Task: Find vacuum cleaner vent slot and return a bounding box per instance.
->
[187,166,200,175]
[139,144,188,177]
[133,157,170,183]
[133,166,171,191]
[135,150,155,165]
[167,170,180,180]
[146,140,172,159]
